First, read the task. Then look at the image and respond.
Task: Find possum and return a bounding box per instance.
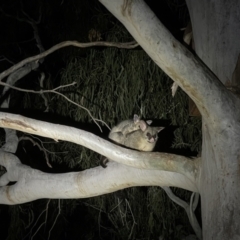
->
[100,115,164,167]
[122,123,164,151]
[108,114,150,144]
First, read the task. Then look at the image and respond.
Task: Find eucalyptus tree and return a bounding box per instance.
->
[0,0,239,239]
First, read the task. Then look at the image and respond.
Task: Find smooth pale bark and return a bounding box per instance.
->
[0,112,199,204]
[186,1,240,239]
[163,187,202,239]
[0,151,197,204]
[0,112,199,184]
[99,0,240,129]
[0,0,239,238]
[186,0,240,84]
[99,0,240,239]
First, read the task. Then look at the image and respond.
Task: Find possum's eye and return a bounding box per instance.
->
[146,132,152,139]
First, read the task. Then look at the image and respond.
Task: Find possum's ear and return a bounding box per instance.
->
[133,114,140,123]
[139,120,147,131]
[156,127,165,132]
[146,120,152,125]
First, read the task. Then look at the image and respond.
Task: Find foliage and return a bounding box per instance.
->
[40,23,200,239]
[12,18,200,240]
[0,0,202,239]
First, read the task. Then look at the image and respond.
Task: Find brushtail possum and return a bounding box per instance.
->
[101,115,164,167]
[122,123,164,151]
[108,114,149,144]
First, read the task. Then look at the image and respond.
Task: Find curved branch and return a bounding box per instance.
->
[99,0,240,128]
[0,112,200,184]
[0,41,138,81]
[162,187,202,239]
[0,151,198,205]
[0,81,110,132]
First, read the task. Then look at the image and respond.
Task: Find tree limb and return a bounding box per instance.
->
[162,187,202,239]
[0,112,200,184]
[99,0,240,130]
[0,151,198,205]
[0,41,138,81]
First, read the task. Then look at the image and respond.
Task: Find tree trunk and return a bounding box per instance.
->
[99,0,240,239]
[186,1,240,239]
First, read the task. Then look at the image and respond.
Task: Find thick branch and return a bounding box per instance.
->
[0,151,197,205]
[99,0,240,128]
[0,112,199,184]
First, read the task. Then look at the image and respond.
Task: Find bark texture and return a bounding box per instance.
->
[186,1,240,239]
[99,0,240,238]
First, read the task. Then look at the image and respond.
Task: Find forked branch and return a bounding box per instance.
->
[0,112,200,183]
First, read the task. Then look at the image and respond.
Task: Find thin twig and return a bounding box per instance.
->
[0,81,111,131]
[19,136,52,168]
[48,199,61,240]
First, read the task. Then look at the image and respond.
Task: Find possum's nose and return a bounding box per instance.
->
[148,137,155,143]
